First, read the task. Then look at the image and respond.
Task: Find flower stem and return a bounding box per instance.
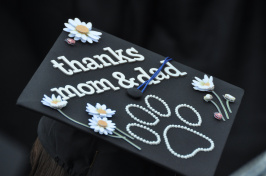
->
[58,110,141,150]
[109,135,123,139]
[57,109,90,128]
[226,100,232,113]
[210,100,225,121]
[116,127,134,140]
[212,91,229,119]
[113,131,141,150]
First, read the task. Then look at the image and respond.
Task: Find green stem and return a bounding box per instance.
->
[116,127,134,140]
[109,135,124,139]
[212,91,229,119]
[57,109,90,128]
[57,109,141,150]
[226,100,232,113]
[113,131,141,150]
[210,100,225,121]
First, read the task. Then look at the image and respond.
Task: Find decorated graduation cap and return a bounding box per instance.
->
[17,18,244,176]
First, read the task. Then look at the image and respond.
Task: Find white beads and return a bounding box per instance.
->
[125,104,159,126]
[145,94,171,117]
[163,125,215,159]
[126,123,161,145]
[175,104,202,127]
[125,95,215,156]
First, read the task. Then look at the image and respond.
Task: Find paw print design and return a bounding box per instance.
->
[125,94,215,159]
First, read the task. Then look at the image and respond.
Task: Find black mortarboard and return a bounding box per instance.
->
[17,18,244,176]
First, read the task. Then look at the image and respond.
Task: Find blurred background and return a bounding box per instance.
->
[0,0,265,175]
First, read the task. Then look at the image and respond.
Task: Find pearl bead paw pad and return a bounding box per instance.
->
[126,123,161,145]
[144,94,171,117]
[125,104,160,126]
[163,125,215,159]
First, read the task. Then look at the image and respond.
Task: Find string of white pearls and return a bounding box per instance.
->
[175,104,202,127]
[125,104,159,126]
[126,123,161,145]
[144,94,171,117]
[163,125,215,159]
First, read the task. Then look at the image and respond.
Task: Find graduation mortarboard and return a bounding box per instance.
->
[17,18,244,176]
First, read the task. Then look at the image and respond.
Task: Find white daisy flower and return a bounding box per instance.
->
[63,18,102,43]
[86,103,116,118]
[223,94,236,102]
[41,94,68,109]
[89,116,116,135]
[204,94,213,102]
[192,74,215,92]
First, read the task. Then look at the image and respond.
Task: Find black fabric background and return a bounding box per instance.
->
[0,0,265,176]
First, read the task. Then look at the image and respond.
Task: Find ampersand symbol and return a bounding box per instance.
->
[112,72,139,89]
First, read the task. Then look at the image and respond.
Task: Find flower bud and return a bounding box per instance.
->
[204,94,213,102]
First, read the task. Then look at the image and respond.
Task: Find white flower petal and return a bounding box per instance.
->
[90,125,96,130]
[90,37,99,43]
[204,74,208,80]
[68,19,77,27]
[86,22,92,30]
[57,95,62,101]
[192,83,198,87]
[90,31,102,36]
[100,114,107,117]
[209,76,213,82]
[87,103,95,109]
[192,80,198,84]
[106,127,114,131]
[88,33,100,40]
[76,33,82,38]
[74,18,81,25]
[96,103,101,109]
[87,37,93,43]
[94,126,100,132]
[81,39,86,43]
[81,22,86,26]
[195,77,202,82]
[99,127,104,134]
[63,28,71,32]
[81,34,87,41]
[68,33,75,37]
[44,94,52,102]
[74,37,80,41]
[101,105,107,110]
[70,31,78,34]
[41,100,50,107]
[64,23,75,30]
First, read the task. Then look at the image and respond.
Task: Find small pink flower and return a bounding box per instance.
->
[214,112,223,120]
[65,38,76,45]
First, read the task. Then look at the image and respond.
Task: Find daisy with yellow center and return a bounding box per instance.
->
[41,95,140,149]
[63,18,102,43]
[192,74,214,92]
[41,94,68,109]
[89,117,116,135]
[192,75,230,120]
[86,103,116,118]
